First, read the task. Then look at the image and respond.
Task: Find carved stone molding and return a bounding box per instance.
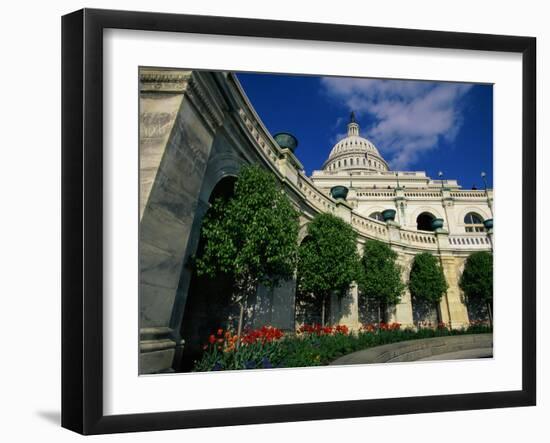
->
[140,69,224,133]
[185,73,224,132]
[140,69,192,93]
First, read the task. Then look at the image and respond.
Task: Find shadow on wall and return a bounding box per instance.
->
[358,294,386,325]
[295,291,324,326]
[295,290,354,326]
[412,297,439,326]
[466,297,491,323]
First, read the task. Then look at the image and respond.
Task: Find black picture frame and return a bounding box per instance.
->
[62,8,536,435]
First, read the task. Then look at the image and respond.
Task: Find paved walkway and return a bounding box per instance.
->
[330,334,493,366]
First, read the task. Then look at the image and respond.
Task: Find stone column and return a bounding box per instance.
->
[394,187,406,227]
[439,255,470,329]
[139,70,224,374]
[330,284,360,331]
[334,200,353,224]
[486,228,494,251]
[387,252,414,328]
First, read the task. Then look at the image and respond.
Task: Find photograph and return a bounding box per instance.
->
[1,0,544,439]
[139,68,494,375]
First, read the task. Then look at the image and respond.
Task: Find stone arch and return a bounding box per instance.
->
[177,175,238,371]
[410,206,443,229]
[456,206,491,228]
[170,139,248,371]
[297,220,311,244]
[362,206,386,220]
[368,211,384,222]
[416,212,436,232]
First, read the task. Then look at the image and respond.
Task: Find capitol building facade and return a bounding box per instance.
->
[139,69,494,373]
[311,112,493,235]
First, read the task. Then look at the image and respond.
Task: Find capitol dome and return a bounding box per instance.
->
[323,112,389,173]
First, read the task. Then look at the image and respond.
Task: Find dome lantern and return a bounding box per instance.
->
[347,111,360,137]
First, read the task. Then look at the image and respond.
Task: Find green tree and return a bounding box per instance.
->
[196,164,300,339]
[297,213,361,326]
[409,253,448,322]
[460,251,493,326]
[358,240,405,326]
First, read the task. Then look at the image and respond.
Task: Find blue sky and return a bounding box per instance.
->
[237,72,493,189]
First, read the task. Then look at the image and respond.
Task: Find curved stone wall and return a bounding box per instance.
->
[330,333,493,365]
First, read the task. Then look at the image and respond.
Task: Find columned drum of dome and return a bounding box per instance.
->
[322,112,390,173]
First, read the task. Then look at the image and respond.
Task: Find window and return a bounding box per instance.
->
[344,159,347,166]
[369,212,384,221]
[350,158,354,165]
[464,212,485,232]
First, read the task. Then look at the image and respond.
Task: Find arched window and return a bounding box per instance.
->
[338,161,341,167]
[464,212,485,232]
[350,158,354,166]
[363,158,366,165]
[416,212,436,232]
[369,212,384,222]
[344,159,347,166]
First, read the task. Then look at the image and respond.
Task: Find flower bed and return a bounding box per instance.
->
[192,322,492,372]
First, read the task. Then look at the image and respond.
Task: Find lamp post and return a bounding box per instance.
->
[438,171,449,232]
[481,171,488,191]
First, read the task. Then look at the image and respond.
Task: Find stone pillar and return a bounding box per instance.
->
[387,252,414,328]
[387,220,401,242]
[334,200,353,224]
[138,70,224,374]
[441,189,455,233]
[394,187,406,227]
[330,284,360,331]
[439,255,470,329]
[277,149,303,187]
[487,228,494,251]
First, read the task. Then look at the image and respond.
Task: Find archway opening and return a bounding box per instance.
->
[179,176,237,371]
[368,211,384,222]
[416,212,436,232]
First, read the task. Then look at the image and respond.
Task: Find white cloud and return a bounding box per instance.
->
[320,77,473,169]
